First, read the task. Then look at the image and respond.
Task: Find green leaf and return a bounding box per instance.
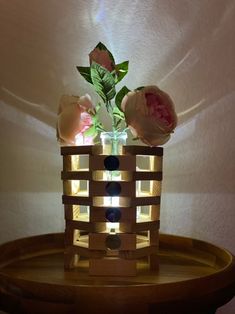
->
[115,118,123,129]
[115,86,130,110]
[91,114,98,124]
[90,62,116,101]
[115,61,129,83]
[76,66,92,84]
[96,42,108,50]
[95,42,115,64]
[113,106,125,120]
[83,125,97,137]
[135,86,144,91]
[96,123,106,132]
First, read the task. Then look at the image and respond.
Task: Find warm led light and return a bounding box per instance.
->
[72,180,80,195]
[106,222,120,233]
[103,196,120,207]
[71,155,79,170]
[150,155,154,171]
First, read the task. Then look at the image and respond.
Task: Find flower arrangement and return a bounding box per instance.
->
[57,42,177,147]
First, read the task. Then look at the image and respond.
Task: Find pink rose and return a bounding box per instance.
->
[57,94,93,145]
[89,47,115,72]
[121,86,177,146]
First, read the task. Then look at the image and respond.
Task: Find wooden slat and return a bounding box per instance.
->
[64,204,73,220]
[91,145,103,155]
[66,220,106,233]
[89,181,135,197]
[68,245,160,260]
[149,229,159,246]
[61,146,93,155]
[119,220,160,233]
[132,196,161,206]
[61,171,91,180]
[90,206,136,222]
[133,171,162,181]
[63,180,72,195]
[65,245,159,261]
[66,246,105,258]
[151,181,162,197]
[89,233,136,250]
[123,145,163,156]
[92,196,132,208]
[64,226,74,247]
[63,155,72,171]
[150,155,163,172]
[89,155,136,171]
[62,195,92,206]
[150,204,160,220]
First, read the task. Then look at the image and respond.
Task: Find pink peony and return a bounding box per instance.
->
[89,47,115,72]
[57,94,93,145]
[121,86,177,146]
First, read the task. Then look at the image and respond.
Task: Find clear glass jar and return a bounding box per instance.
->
[100,131,127,183]
[100,131,127,233]
[100,131,127,155]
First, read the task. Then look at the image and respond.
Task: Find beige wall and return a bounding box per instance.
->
[0,1,234,313]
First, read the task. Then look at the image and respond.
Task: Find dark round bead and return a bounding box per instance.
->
[105,208,122,222]
[105,182,121,196]
[105,234,121,250]
[104,155,120,171]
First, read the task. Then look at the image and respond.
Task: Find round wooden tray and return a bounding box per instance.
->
[0,233,234,314]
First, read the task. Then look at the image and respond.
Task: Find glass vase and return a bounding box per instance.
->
[100,131,127,155]
[100,131,127,232]
[100,131,127,187]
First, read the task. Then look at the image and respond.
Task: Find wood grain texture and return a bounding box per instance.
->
[133,171,162,181]
[65,220,106,233]
[61,145,164,275]
[61,146,93,155]
[90,206,136,222]
[89,258,136,276]
[89,233,136,250]
[89,180,136,197]
[0,233,234,314]
[61,171,92,180]
[119,220,160,233]
[123,146,163,156]
[89,155,136,171]
[132,196,161,206]
[62,195,92,206]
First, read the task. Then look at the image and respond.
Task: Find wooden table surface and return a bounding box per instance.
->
[0,233,234,314]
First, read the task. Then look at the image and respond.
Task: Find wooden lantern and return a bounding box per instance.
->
[61,145,163,276]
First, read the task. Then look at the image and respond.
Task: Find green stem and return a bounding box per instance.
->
[105,100,117,155]
[106,100,117,133]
